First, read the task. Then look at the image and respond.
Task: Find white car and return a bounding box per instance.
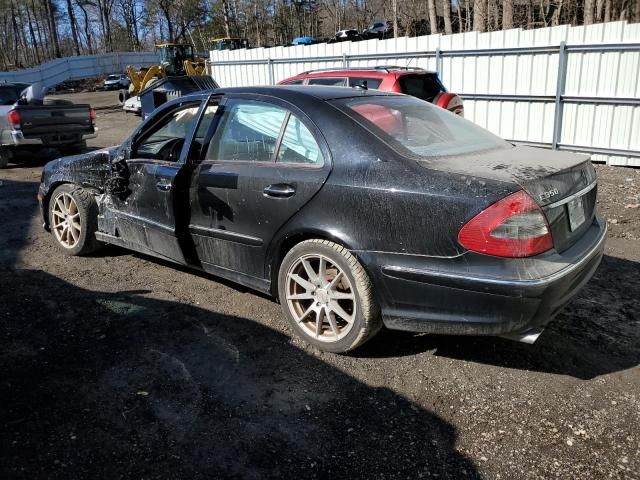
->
[103,74,130,90]
[123,95,141,115]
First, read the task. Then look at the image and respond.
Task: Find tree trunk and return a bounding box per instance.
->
[392,0,398,38]
[75,1,93,54]
[45,0,62,58]
[619,0,628,20]
[254,2,262,47]
[604,0,612,22]
[473,0,487,32]
[596,0,605,20]
[503,0,514,29]
[456,0,464,32]
[584,0,595,24]
[18,6,33,65]
[26,4,41,63]
[222,0,231,38]
[65,0,80,55]
[442,0,453,34]
[427,0,438,34]
[10,2,21,66]
[32,0,46,60]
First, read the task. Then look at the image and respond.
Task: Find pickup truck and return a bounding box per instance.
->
[0,82,97,168]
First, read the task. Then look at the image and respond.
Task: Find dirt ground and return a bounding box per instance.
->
[1,93,639,479]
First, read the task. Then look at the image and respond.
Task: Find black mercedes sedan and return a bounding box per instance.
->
[38,86,606,352]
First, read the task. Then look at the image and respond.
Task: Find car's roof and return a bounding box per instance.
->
[181,85,401,102]
[287,67,437,80]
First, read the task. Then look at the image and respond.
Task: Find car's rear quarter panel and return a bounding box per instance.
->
[285,107,516,258]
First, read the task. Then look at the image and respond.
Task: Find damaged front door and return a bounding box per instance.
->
[105,100,207,264]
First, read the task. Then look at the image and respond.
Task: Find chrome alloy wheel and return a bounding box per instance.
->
[51,192,81,249]
[285,254,356,342]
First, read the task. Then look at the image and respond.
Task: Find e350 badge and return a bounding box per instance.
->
[539,188,559,202]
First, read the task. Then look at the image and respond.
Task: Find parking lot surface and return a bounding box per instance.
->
[1,93,639,479]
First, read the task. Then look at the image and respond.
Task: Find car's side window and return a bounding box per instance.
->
[133,102,201,162]
[277,115,322,165]
[282,79,304,85]
[208,100,287,162]
[307,77,347,86]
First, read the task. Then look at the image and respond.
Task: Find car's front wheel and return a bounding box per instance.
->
[48,184,102,256]
[278,239,382,353]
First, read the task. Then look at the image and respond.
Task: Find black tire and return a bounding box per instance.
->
[48,184,102,256]
[0,148,10,169]
[118,89,130,104]
[278,239,382,353]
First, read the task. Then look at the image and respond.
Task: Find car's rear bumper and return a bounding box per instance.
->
[359,216,606,337]
[5,130,97,147]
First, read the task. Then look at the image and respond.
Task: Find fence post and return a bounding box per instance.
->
[552,41,568,150]
[267,58,274,85]
[435,48,441,78]
[342,53,348,68]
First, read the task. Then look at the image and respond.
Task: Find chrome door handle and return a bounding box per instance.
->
[156,180,172,191]
[263,184,296,198]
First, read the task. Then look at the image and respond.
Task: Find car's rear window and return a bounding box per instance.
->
[348,77,383,89]
[399,74,444,102]
[333,95,510,157]
[0,87,19,105]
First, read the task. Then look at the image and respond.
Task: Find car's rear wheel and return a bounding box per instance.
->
[278,239,382,353]
[0,148,10,169]
[48,184,101,256]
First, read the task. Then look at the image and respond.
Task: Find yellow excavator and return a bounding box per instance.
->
[119,43,207,103]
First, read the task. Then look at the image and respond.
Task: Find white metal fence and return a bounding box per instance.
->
[0,52,157,89]
[210,21,640,167]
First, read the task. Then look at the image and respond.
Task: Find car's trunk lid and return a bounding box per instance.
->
[14,104,94,138]
[425,145,598,253]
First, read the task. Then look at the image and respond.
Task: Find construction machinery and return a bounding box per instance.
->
[211,37,249,51]
[118,43,207,104]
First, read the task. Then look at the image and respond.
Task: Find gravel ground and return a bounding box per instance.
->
[1,95,639,479]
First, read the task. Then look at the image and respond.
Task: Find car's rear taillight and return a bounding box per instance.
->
[89,108,96,126]
[434,92,464,117]
[458,190,553,258]
[7,110,21,130]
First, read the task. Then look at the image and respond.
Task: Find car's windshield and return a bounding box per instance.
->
[107,75,119,80]
[333,95,510,157]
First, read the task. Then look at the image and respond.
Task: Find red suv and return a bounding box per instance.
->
[278,66,464,116]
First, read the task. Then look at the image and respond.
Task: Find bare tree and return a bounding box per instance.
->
[427,0,438,33]
[392,0,398,38]
[584,0,596,23]
[442,0,453,34]
[473,0,487,31]
[503,0,514,28]
[222,0,232,38]
[44,0,62,58]
[65,0,81,55]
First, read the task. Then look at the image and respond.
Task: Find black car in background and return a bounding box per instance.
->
[38,86,605,352]
[362,20,394,39]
